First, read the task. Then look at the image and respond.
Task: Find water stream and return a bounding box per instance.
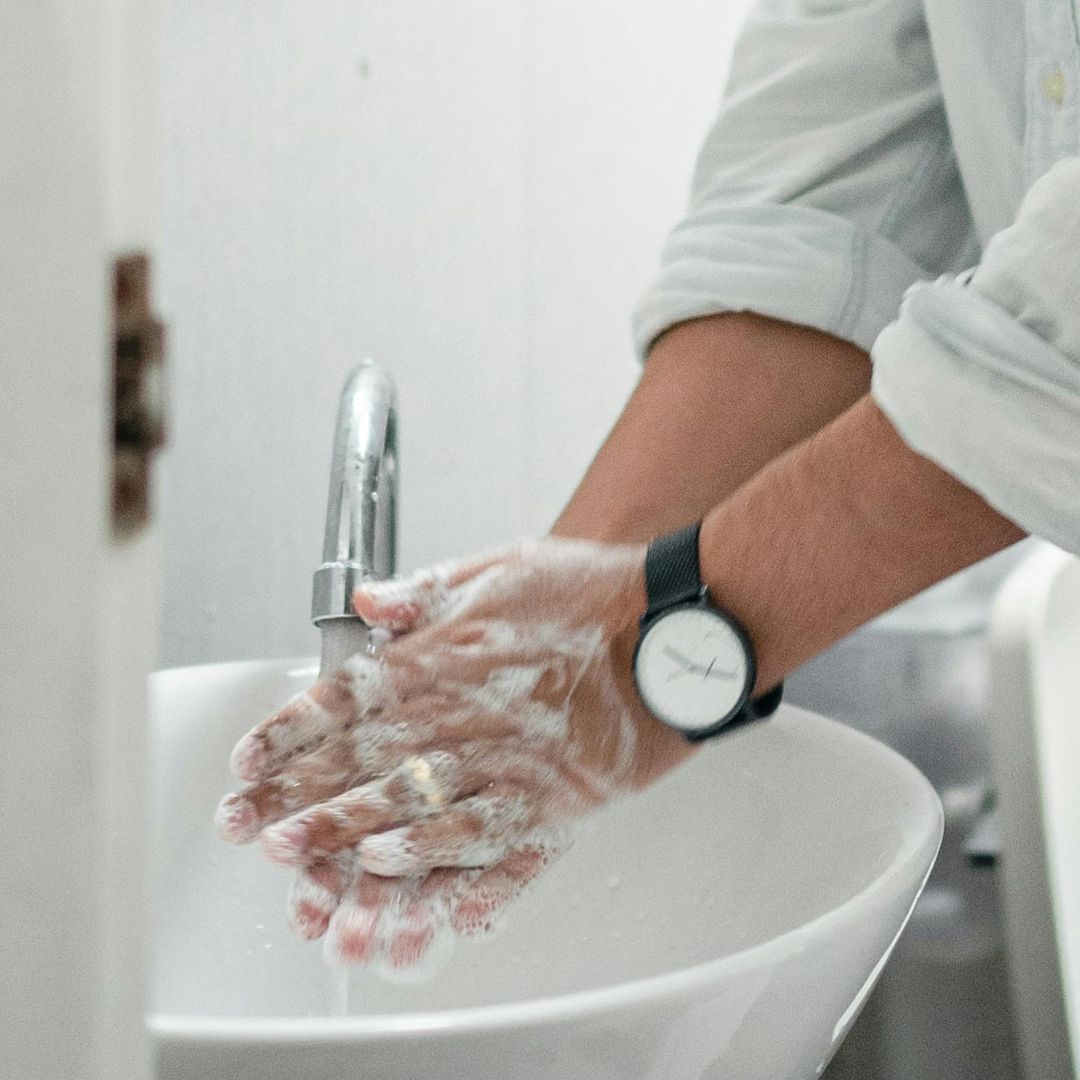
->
[328,967,351,1016]
[318,620,372,1017]
[314,619,460,1011]
[317,618,374,681]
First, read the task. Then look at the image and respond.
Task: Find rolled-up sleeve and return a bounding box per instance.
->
[871,155,1080,555]
[632,0,979,359]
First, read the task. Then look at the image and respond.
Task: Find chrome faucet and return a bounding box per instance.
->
[311,361,398,675]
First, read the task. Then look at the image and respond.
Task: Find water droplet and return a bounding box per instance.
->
[605,874,622,890]
[255,923,264,932]
[263,941,273,950]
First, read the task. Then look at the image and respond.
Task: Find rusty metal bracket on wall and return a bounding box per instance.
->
[112,252,167,536]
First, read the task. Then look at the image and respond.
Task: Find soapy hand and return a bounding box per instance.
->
[282,841,557,970]
[215,537,699,966]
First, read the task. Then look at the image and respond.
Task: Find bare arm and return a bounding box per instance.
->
[698,391,1026,694]
[554,310,1026,697]
[552,311,873,542]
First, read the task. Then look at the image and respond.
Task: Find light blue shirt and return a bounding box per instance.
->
[634,0,1080,557]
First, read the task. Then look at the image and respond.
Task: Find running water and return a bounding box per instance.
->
[317,624,462,1011]
[319,619,371,1017]
[328,967,350,1017]
[317,618,375,679]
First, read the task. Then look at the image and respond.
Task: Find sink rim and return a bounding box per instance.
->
[149,658,943,1042]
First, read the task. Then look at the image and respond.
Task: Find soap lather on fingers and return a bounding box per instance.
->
[214,537,701,969]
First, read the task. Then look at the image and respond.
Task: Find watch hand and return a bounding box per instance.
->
[704,666,739,680]
[662,644,737,679]
[662,644,695,669]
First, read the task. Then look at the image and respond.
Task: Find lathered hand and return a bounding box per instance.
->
[215,537,698,965]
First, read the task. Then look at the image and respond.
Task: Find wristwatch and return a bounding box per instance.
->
[632,521,783,742]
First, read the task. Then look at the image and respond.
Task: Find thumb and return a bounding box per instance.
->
[352,542,523,632]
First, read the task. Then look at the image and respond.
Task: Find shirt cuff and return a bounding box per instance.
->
[631,203,931,360]
[871,275,1080,556]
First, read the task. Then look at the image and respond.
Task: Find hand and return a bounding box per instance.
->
[283,842,554,968]
[215,537,699,964]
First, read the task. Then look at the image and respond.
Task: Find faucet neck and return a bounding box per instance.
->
[312,361,398,626]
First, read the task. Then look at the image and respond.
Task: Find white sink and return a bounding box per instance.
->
[148,658,942,1080]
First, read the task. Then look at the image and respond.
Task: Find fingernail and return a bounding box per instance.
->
[352,596,420,629]
[261,823,307,866]
[355,576,410,599]
[214,793,258,843]
[352,580,422,629]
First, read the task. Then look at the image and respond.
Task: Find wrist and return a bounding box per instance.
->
[617,521,781,750]
[697,393,1026,696]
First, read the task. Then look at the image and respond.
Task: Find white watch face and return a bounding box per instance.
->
[634,607,751,731]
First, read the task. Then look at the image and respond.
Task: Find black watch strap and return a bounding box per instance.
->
[644,521,705,617]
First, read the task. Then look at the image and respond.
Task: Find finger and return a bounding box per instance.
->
[382,621,604,721]
[451,842,561,937]
[228,654,394,782]
[357,786,531,876]
[323,871,402,966]
[381,869,466,971]
[287,850,356,941]
[215,732,362,843]
[323,870,460,968]
[352,544,520,632]
[258,749,487,866]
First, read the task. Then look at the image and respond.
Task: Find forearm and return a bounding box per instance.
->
[551,312,873,542]
[699,393,1028,696]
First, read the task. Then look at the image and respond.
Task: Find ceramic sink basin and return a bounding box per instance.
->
[148,658,942,1080]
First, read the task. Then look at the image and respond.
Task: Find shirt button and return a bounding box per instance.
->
[1043,68,1067,105]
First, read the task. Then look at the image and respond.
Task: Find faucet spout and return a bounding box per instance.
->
[312,361,398,630]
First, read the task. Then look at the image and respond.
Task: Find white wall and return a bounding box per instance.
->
[158,0,755,666]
